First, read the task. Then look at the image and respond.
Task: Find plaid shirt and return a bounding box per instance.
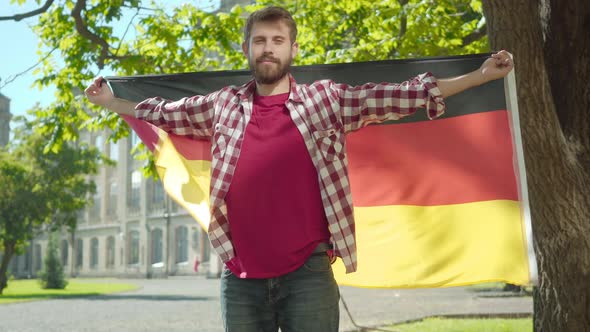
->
[135,73,445,273]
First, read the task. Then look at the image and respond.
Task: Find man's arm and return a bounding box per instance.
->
[84,76,137,116]
[332,50,514,133]
[85,76,217,138]
[437,50,513,98]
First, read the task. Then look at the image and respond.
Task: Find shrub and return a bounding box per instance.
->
[39,233,68,289]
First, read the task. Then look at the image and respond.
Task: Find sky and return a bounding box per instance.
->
[0,1,220,118]
[0,2,54,118]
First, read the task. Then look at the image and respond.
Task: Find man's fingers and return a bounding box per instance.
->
[92,76,106,87]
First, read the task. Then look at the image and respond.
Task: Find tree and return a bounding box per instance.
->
[39,232,67,289]
[482,0,590,330]
[0,152,44,294]
[0,117,102,294]
[0,0,488,151]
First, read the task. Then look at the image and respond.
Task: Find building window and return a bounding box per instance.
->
[127,171,141,216]
[130,132,140,151]
[61,239,69,266]
[90,187,101,222]
[109,139,119,161]
[90,238,99,268]
[106,236,115,268]
[34,244,42,272]
[176,226,188,263]
[23,246,31,271]
[128,230,140,265]
[95,135,104,153]
[76,238,84,268]
[151,228,163,265]
[107,181,118,217]
[148,180,166,213]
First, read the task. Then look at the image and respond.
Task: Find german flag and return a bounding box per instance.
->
[108,53,537,288]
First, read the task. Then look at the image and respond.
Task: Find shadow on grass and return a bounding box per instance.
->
[466,282,533,298]
[1,293,214,302]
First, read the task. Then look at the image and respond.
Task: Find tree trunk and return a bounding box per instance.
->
[0,241,16,294]
[542,1,590,171]
[482,0,590,331]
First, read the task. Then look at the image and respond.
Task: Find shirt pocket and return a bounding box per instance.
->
[212,123,233,159]
[312,128,346,161]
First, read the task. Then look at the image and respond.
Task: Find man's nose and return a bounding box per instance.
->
[263,42,274,53]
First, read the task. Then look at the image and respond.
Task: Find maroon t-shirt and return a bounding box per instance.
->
[224,92,331,278]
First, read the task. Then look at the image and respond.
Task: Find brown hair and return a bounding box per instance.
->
[244,6,297,44]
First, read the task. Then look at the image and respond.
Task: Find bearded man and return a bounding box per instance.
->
[85,6,514,332]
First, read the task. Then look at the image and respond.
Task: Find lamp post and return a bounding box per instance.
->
[164,194,171,277]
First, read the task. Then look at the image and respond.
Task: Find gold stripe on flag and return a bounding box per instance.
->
[333,200,530,288]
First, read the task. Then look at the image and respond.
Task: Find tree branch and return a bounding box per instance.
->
[462,23,487,45]
[70,1,150,69]
[387,0,409,58]
[71,0,112,69]
[0,46,59,90]
[398,0,409,38]
[0,0,55,21]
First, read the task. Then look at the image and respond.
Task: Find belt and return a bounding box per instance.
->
[311,242,333,256]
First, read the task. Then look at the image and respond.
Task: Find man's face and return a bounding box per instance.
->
[243,20,298,85]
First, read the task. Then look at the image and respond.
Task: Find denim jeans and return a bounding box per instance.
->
[220,253,340,332]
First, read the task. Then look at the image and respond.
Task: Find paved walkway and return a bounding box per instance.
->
[0,276,532,332]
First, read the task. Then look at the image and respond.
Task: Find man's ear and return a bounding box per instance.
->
[291,42,299,59]
[242,42,248,56]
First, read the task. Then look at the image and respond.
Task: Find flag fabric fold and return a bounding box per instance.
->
[108,53,538,288]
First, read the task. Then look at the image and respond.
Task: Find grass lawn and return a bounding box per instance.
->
[0,279,139,304]
[387,317,533,332]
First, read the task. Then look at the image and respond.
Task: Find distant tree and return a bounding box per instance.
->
[0,153,43,294]
[39,232,67,289]
[0,117,102,294]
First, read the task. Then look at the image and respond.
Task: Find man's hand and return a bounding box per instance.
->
[480,50,514,82]
[438,50,514,98]
[84,76,115,108]
[84,76,138,116]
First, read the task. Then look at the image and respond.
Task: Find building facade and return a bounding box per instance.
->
[0,93,12,147]
[9,129,220,279]
[5,0,259,280]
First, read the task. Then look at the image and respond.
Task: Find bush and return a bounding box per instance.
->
[39,232,68,289]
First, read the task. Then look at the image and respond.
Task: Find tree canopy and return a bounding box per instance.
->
[0,0,488,148]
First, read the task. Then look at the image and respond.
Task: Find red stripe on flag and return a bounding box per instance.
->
[123,116,211,160]
[167,134,211,160]
[347,110,518,206]
[122,115,160,152]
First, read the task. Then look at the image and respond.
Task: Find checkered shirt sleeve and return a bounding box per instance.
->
[329,72,446,132]
[134,90,222,139]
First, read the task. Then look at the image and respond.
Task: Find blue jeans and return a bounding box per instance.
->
[220,253,340,332]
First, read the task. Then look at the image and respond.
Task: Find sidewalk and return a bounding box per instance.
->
[0,276,532,332]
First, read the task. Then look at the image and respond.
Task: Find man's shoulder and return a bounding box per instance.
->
[294,79,337,95]
[295,79,335,88]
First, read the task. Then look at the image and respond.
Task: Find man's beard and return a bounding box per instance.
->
[249,54,292,85]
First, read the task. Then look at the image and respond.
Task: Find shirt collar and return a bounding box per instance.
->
[236,73,304,103]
